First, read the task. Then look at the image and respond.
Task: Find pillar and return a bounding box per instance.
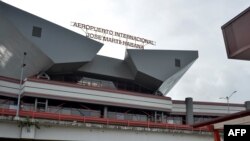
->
[161,112,164,123]
[154,111,157,123]
[103,106,108,118]
[45,99,48,112]
[34,98,38,112]
[245,101,250,110]
[185,97,194,125]
[213,130,221,141]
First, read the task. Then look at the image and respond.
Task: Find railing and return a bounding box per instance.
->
[1,103,188,127]
[22,103,183,124]
[0,108,16,116]
[0,107,211,132]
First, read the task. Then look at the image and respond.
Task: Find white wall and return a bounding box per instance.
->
[0,80,19,96]
[172,103,186,113]
[37,126,214,141]
[193,104,245,115]
[0,122,20,139]
[23,81,173,111]
[0,121,215,141]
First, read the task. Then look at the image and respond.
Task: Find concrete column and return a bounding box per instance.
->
[185,97,194,125]
[154,111,157,123]
[34,98,38,112]
[245,101,250,110]
[161,112,164,123]
[45,99,48,112]
[103,106,108,118]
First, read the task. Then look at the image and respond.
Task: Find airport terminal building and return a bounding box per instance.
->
[0,1,249,141]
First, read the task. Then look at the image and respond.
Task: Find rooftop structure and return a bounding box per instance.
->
[0,1,198,96]
[222,7,250,60]
[0,1,249,141]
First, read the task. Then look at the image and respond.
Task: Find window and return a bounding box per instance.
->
[175,59,181,67]
[32,26,42,37]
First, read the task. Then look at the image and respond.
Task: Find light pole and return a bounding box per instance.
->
[220,91,237,113]
[15,52,27,119]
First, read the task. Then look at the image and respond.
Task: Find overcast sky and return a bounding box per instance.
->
[3,0,250,104]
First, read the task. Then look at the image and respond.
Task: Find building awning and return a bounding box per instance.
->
[222,7,250,60]
[193,110,250,141]
[193,110,250,130]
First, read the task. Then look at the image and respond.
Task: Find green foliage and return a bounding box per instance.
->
[17,116,40,129]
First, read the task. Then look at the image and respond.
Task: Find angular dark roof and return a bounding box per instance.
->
[0,1,198,95]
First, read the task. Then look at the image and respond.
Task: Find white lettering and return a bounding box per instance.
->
[235,129,240,136]
[71,21,156,49]
[228,129,235,136]
[228,129,247,136]
[241,129,246,136]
